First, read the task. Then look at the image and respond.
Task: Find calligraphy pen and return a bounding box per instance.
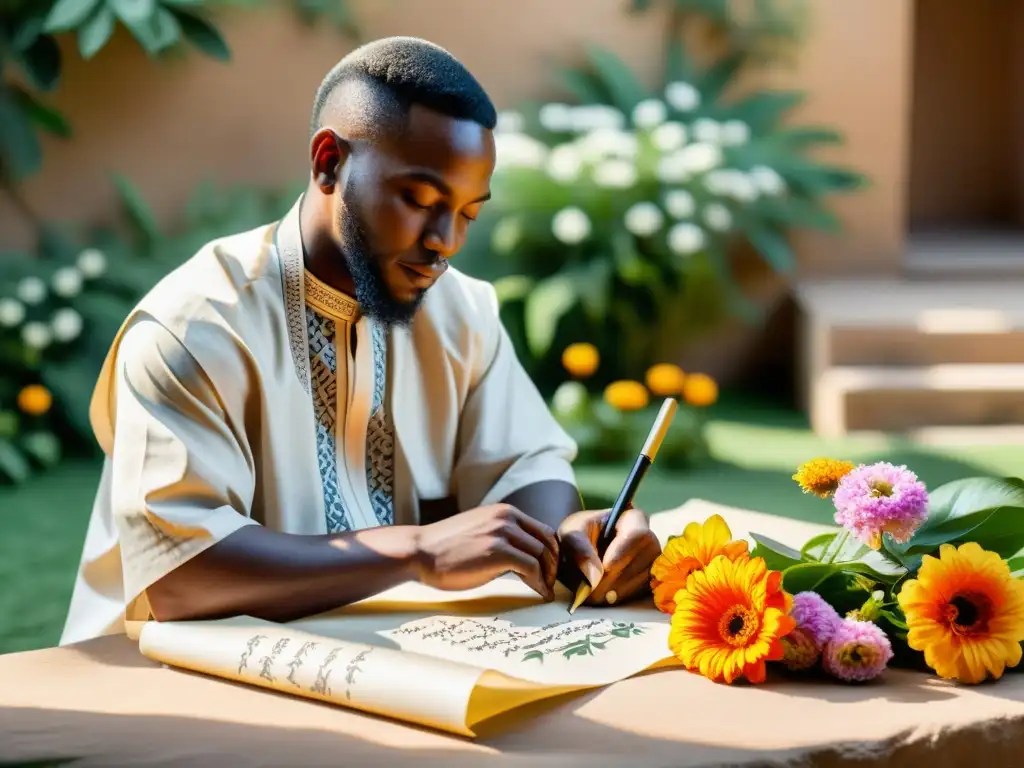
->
[568,396,679,615]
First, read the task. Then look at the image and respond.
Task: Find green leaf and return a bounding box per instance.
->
[879,609,908,631]
[492,274,533,305]
[18,34,62,92]
[664,39,695,84]
[44,0,101,32]
[773,126,845,148]
[78,5,117,59]
[111,173,161,245]
[0,438,31,484]
[753,197,841,233]
[523,274,577,358]
[0,86,43,180]
[697,51,744,100]
[172,9,231,61]
[573,259,613,322]
[627,0,656,11]
[585,44,649,113]
[719,90,804,132]
[109,0,158,24]
[10,87,72,139]
[119,5,181,55]
[1007,555,1024,580]
[20,431,61,468]
[782,562,838,594]
[801,532,835,561]
[522,650,544,663]
[556,67,610,107]
[902,477,1024,553]
[953,506,1024,560]
[745,224,795,274]
[749,532,805,571]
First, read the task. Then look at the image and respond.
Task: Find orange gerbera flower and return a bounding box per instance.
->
[897,542,1024,684]
[669,554,795,684]
[649,514,749,614]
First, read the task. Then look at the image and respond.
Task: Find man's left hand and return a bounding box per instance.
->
[556,506,662,606]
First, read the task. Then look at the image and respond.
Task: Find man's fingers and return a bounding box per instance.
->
[495,541,553,601]
[502,519,557,590]
[558,529,604,589]
[604,567,653,605]
[590,531,660,604]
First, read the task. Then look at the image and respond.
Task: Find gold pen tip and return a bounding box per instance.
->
[568,583,592,615]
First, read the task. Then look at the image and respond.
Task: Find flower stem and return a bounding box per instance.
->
[827,530,850,564]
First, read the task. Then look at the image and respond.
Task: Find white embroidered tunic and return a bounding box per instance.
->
[303,270,394,532]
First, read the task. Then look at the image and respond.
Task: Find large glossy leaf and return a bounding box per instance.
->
[44,0,101,32]
[78,5,117,60]
[773,126,845,148]
[523,274,577,358]
[585,44,650,113]
[750,532,805,571]
[781,562,838,594]
[946,506,1024,560]
[900,477,1024,553]
[696,51,744,100]
[173,9,231,61]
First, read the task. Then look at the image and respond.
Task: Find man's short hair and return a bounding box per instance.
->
[310,36,497,139]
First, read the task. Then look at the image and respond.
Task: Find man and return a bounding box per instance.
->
[60,36,662,646]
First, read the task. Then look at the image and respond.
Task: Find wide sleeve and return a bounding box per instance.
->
[110,317,260,604]
[451,285,578,511]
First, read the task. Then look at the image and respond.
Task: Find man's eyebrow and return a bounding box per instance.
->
[400,171,491,203]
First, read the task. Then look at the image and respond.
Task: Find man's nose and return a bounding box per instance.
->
[422,211,459,258]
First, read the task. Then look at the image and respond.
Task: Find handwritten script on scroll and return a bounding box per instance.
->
[135,576,677,736]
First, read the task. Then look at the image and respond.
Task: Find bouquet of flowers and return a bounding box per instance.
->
[650,459,1024,685]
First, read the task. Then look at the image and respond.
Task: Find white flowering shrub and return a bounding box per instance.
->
[0,176,301,483]
[463,43,864,394]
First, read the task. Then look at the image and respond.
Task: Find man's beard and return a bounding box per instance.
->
[338,203,425,328]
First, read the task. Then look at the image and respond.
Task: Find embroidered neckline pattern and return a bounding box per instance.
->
[304,270,360,325]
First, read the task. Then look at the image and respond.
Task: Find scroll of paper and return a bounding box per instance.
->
[135,575,678,736]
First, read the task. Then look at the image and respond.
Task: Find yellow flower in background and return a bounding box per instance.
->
[682,372,718,407]
[792,457,856,498]
[650,514,750,614]
[645,363,686,397]
[603,380,649,411]
[17,384,52,417]
[561,343,599,378]
[669,554,795,684]
[897,542,1024,684]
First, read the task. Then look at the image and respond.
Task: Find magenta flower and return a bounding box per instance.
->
[832,462,929,550]
[822,618,893,682]
[791,591,842,648]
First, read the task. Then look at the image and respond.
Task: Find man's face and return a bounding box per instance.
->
[334,105,496,326]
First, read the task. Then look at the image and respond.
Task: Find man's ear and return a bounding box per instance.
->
[310,129,350,193]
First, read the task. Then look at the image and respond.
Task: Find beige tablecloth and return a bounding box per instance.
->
[4,500,1024,767]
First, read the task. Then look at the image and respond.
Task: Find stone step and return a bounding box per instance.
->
[831,327,1024,366]
[810,364,1024,436]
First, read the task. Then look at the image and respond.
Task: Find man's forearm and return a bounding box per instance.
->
[502,479,583,532]
[146,524,421,624]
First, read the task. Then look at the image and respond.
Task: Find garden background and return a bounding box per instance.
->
[3,0,1023,655]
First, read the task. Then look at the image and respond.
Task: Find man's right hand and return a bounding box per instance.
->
[414,504,558,601]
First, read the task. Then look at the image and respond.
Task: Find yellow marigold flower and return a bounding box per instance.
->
[644,363,686,397]
[17,384,52,417]
[792,457,855,498]
[603,380,649,411]
[650,514,750,614]
[669,554,796,685]
[561,342,599,378]
[897,542,1024,684]
[682,372,718,407]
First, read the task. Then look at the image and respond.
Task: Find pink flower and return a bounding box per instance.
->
[833,462,929,550]
[822,618,893,682]
[791,591,842,648]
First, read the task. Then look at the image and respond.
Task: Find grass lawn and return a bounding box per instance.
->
[2,395,1022,655]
